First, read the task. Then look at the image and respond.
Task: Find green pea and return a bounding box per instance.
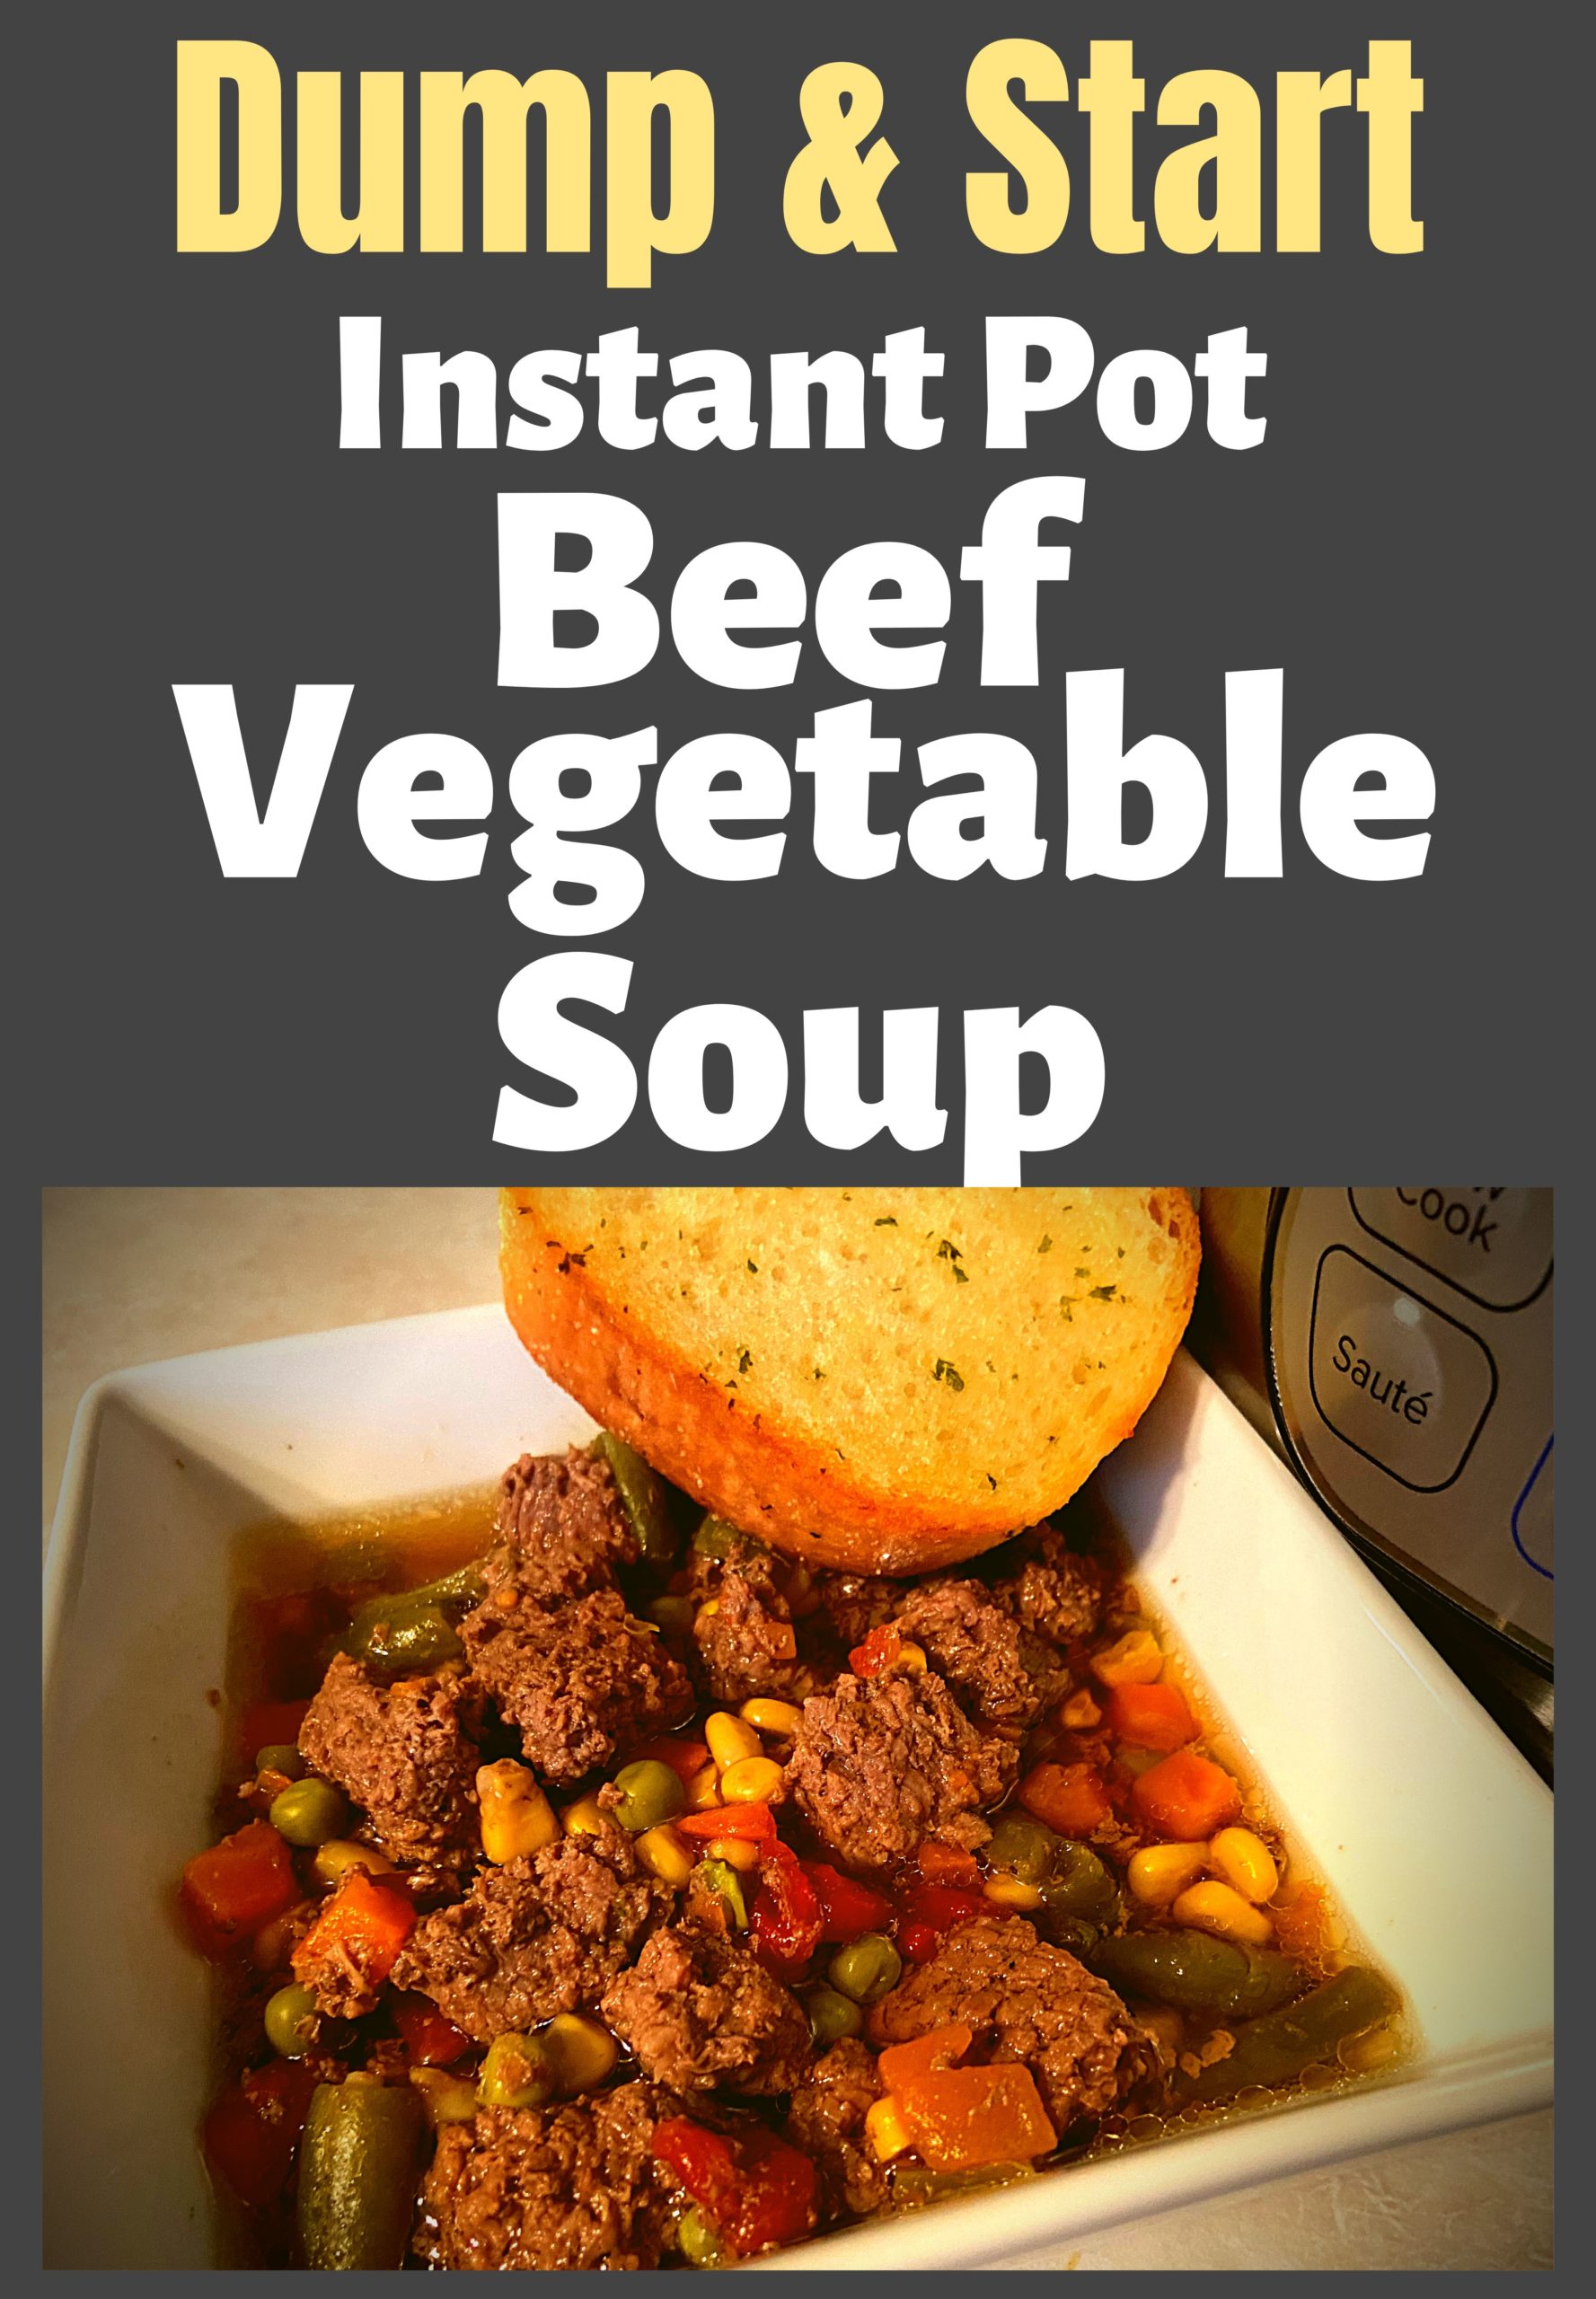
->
[677,2204,727,2269]
[263,1982,320,2059]
[479,2030,559,2110]
[591,1431,678,1567]
[695,1858,748,1933]
[828,1933,902,2004]
[1042,1839,1121,1925]
[269,1776,349,1848]
[610,1759,686,1833]
[648,1594,694,1638]
[255,1742,305,1781]
[984,1812,1058,1885]
[804,1984,864,2048]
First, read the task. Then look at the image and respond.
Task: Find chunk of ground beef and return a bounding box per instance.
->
[985,1524,1106,1651]
[811,1571,899,1652]
[601,1925,811,2097]
[783,1670,1017,1871]
[783,2039,886,2218]
[486,1448,639,1602]
[297,1653,481,1864]
[417,2084,675,2270]
[891,1578,1070,1733]
[392,1828,670,2042]
[691,1568,826,1708]
[461,1586,692,1784]
[867,1916,1144,2132]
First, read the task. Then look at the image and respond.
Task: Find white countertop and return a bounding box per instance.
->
[40,1187,1553,2271]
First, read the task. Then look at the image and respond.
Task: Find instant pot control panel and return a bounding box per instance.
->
[1265,1189,1552,1663]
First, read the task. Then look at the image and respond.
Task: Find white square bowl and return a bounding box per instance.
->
[41,1310,1553,2270]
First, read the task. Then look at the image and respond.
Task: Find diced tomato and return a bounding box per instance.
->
[1102,1680,1198,1752]
[181,1819,301,1957]
[392,1991,472,2066]
[750,1841,824,1980]
[915,1841,981,1887]
[626,1735,711,1790]
[848,1623,903,1678]
[677,1801,777,1842]
[1130,1750,1241,1841]
[1017,1760,1113,1836]
[654,2118,819,2257]
[798,1860,892,1942]
[201,2057,318,2207]
[235,1700,311,1765]
[895,1881,986,1964]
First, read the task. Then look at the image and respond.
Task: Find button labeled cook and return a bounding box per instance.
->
[1309,1246,1496,1492]
[1349,1186,1551,1310]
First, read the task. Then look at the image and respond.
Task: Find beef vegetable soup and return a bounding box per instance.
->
[181,1437,1402,2268]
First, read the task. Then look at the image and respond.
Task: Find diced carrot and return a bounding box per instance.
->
[235,1700,311,1764]
[677,1801,777,1842]
[878,2022,974,2091]
[1017,1760,1113,1836]
[1130,1749,1241,1841]
[895,2063,1057,2171]
[916,1842,981,1886]
[295,1870,415,1989]
[1103,1680,1198,1752]
[181,1819,301,1956]
[627,1736,711,1789]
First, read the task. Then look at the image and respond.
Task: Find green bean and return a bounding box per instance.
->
[295,2078,424,2270]
[344,1565,487,1670]
[984,1813,1058,1885]
[677,2204,727,2268]
[695,1858,748,1933]
[269,1777,348,1848]
[1092,1929,1301,2019]
[804,1985,864,2048]
[690,1514,743,1562]
[1039,1914,1101,1960]
[1043,1840,1121,1925]
[1191,1967,1401,2101]
[263,1982,320,2059]
[479,2031,559,2110]
[255,1742,304,1781]
[828,1933,902,2004]
[610,1759,686,1833]
[591,1431,679,1566]
[648,1594,694,1638]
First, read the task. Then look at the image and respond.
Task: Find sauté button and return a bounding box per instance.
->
[1349,1187,1551,1311]
[1309,1246,1497,1492]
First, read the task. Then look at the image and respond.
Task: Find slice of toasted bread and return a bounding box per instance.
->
[499,1187,1199,1575]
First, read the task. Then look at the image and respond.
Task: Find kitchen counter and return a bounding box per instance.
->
[39,1188,1553,2272]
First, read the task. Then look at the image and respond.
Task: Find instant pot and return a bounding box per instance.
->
[1189,1188,1553,1775]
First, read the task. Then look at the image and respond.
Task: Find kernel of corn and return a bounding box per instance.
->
[696,1599,720,1619]
[706,1837,762,1872]
[865,2093,916,2163]
[982,1873,1044,1912]
[1061,1688,1102,1729]
[1127,1841,1209,1908]
[635,1823,695,1888]
[1090,1628,1164,1687]
[685,1762,722,1811]
[1207,1826,1280,1906]
[1172,1879,1275,1947]
[740,1697,806,1738]
[705,1711,763,1769]
[543,2013,620,2095]
[560,1793,608,1837]
[477,1760,559,1863]
[719,1755,785,1804]
[895,1640,929,1675]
